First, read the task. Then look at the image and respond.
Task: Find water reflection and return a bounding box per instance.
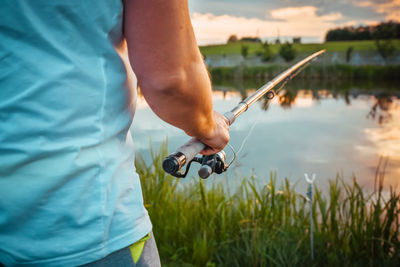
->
[367,93,397,125]
[281,89,299,109]
[215,82,400,125]
[133,80,400,190]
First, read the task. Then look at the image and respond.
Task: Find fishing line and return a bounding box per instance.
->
[224,111,262,169]
[162,50,326,179]
[224,143,236,168]
[226,61,312,169]
[275,61,311,95]
[236,110,263,156]
[228,63,310,166]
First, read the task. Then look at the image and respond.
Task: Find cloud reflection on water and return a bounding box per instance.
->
[360,95,400,188]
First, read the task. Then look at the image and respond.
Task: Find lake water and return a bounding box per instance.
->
[131,80,400,191]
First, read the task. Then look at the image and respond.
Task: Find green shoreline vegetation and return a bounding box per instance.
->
[199,40,400,56]
[136,144,400,266]
[209,64,400,82]
[200,40,400,82]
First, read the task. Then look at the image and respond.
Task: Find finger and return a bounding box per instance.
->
[200,147,218,155]
[222,116,229,125]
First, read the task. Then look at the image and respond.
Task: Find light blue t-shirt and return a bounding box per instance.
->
[0,1,152,266]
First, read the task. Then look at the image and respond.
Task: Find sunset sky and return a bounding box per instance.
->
[188,0,400,45]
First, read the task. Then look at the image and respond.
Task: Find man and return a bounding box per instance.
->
[0,0,229,266]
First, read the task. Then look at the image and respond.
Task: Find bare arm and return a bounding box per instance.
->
[123,0,229,154]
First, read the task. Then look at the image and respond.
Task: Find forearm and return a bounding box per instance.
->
[124,0,215,139]
[140,61,215,138]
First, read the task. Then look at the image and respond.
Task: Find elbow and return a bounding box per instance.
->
[136,68,188,97]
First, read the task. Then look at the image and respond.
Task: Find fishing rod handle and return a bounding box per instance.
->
[162,112,236,176]
[162,138,205,175]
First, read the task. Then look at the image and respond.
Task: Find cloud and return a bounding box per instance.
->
[269,6,342,22]
[189,0,279,20]
[191,6,346,45]
[189,0,390,24]
[189,0,400,45]
[356,0,400,21]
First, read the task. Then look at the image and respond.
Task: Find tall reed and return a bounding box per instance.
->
[136,143,400,266]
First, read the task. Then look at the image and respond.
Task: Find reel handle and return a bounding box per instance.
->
[198,165,213,179]
[162,112,235,177]
[198,151,227,179]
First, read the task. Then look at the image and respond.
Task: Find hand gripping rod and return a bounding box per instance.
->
[162,50,326,178]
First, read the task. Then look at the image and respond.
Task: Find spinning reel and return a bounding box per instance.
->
[162,50,326,180]
[162,151,228,179]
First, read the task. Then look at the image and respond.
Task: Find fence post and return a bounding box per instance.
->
[305,173,316,261]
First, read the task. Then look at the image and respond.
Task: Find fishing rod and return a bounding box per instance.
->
[162,49,326,179]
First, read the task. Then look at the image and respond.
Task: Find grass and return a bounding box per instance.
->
[136,143,400,267]
[208,64,400,82]
[199,40,400,56]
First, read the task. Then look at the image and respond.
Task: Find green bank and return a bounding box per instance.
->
[136,144,400,267]
[209,64,400,82]
[200,40,400,82]
[199,40,400,56]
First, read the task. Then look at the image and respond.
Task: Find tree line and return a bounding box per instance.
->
[325,21,400,41]
[227,35,297,62]
[239,41,296,63]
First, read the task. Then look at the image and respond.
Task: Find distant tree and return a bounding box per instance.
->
[325,21,400,42]
[241,44,249,59]
[396,23,400,38]
[356,26,372,40]
[279,42,296,62]
[375,39,396,61]
[260,41,273,62]
[227,34,238,44]
[346,46,354,63]
[325,28,354,41]
[372,21,397,39]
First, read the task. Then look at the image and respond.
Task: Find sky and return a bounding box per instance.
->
[188,0,400,45]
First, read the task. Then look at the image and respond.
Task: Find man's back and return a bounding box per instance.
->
[0,1,152,266]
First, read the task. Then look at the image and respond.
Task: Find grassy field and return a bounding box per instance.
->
[199,40,400,56]
[136,143,400,267]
